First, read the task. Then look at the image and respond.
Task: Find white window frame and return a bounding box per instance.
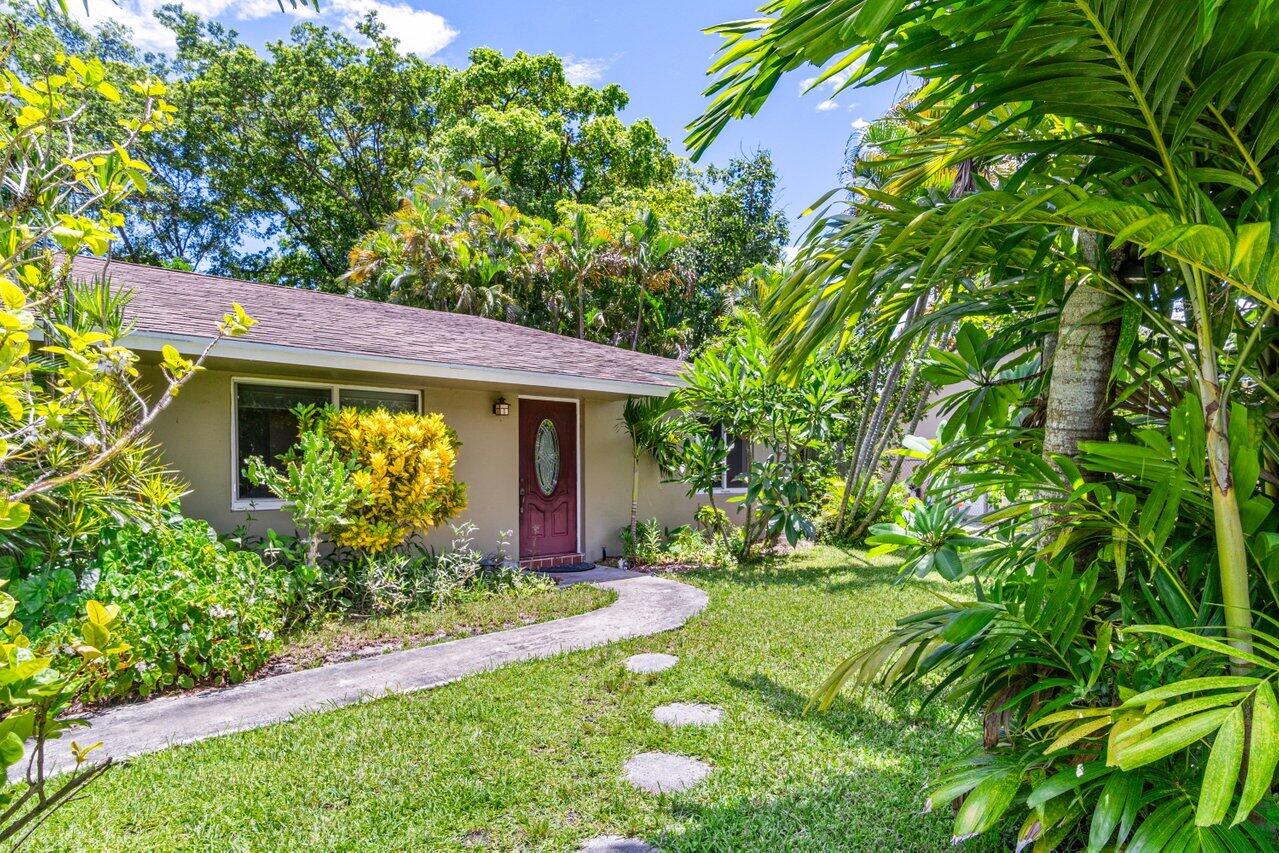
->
[230,376,421,511]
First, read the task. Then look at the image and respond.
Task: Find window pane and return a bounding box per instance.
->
[726,436,747,486]
[710,423,747,488]
[236,383,331,500]
[338,388,419,413]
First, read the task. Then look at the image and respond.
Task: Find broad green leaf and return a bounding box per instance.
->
[1089,772,1140,852]
[1028,762,1110,808]
[1123,676,1262,707]
[932,545,964,581]
[1232,681,1279,825]
[1030,706,1112,730]
[1195,705,1244,826]
[1115,708,1231,770]
[951,768,1019,841]
[1116,692,1249,743]
[940,606,997,643]
[0,502,29,531]
[1046,716,1112,754]
[0,731,22,767]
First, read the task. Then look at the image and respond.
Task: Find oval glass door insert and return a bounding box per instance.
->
[534,418,560,496]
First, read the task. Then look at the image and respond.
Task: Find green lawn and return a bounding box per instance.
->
[33,547,993,851]
[269,584,614,673]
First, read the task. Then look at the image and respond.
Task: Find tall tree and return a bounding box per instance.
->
[119,13,680,287]
[157,11,449,286]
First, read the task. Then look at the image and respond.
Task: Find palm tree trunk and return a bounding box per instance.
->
[835,361,883,534]
[629,455,640,544]
[850,377,934,540]
[1042,235,1120,460]
[1035,232,1121,563]
[845,346,910,526]
[847,325,936,528]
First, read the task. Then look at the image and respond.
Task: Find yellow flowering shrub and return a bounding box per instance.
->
[323,408,467,553]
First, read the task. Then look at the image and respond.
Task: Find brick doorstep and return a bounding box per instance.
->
[519,552,585,570]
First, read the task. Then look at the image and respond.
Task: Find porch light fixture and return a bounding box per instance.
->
[492,396,510,417]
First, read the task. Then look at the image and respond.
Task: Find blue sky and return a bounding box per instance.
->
[76,0,906,241]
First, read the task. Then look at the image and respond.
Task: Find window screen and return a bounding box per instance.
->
[337,388,419,413]
[235,383,331,500]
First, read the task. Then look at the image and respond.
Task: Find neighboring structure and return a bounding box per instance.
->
[73,257,708,568]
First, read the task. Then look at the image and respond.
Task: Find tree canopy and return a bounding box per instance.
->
[3,4,785,353]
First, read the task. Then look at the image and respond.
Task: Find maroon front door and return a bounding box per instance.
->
[519,399,578,558]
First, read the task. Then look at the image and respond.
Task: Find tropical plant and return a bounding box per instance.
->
[71,519,288,700]
[694,0,1279,845]
[0,46,255,533]
[0,592,127,847]
[342,163,545,322]
[322,407,467,554]
[675,305,853,558]
[619,393,683,543]
[343,525,542,615]
[0,33,256,835]
[618,517,735,570]
[244,413,364,573]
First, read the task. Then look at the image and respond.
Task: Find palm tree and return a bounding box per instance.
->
[619,394,682,545]
[550,211,624,340]
[622,210,685,351]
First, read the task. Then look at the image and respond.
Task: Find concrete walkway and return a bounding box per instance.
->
[38,569,706,777]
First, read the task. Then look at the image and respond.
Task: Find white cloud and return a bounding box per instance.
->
[816,99,840,112]
[327,0,456,56]
[562,55,610,85]
[69,0,182,52]
[71,0,456,56]
[850,117,871,131]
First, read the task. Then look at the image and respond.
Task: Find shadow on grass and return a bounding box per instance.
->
[727,671,964,740]
[655,765,1003,853]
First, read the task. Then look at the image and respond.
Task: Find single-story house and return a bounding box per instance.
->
[72,257,741,568]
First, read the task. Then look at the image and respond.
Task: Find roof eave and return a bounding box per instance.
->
[126,331,684,398]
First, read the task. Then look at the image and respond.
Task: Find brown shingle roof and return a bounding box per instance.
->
[70,256,683,390]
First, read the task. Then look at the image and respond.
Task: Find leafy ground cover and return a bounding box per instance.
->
[31,547,992,851]
[265,584,614,673]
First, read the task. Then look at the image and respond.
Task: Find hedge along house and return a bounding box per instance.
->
[73,256,710,569]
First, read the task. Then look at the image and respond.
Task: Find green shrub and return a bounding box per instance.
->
[344,525,549,616]
[620,518,666,564]
[815,475,910,543]
[694,504,732,538]
[244,424,363,571]
[76,519,289,699]
[2,550,85,634]
[619,517,736,569]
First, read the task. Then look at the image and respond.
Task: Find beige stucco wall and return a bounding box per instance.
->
[582,398,728,560]
[142,364,707,561]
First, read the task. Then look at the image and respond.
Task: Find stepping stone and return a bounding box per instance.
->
[579,836,657,853]
[623,751,711,793]
[624,653,678,674]
[653,702,723,727]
